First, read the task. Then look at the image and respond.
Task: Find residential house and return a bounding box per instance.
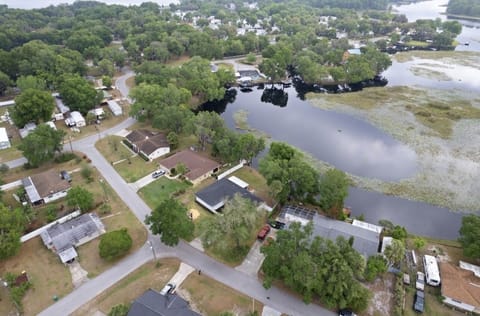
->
[0,127,10,149]
[125,129,170,161]
[440,261,480,313]
[159,149,220,185]
[107,100,123,116]
[128,289,201,316]
[54,95,70,116]
[342,48,362,62]
[195,176,264,213]
[279,205,382,257]
[66,111,86,127]
[40,213,105,263]
[22,169,71,205]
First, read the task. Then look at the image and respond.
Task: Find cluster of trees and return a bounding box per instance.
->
[99,228,133,261]
[0,203,27,260]
[18,124,65,168]
[259,142,350,218]
[261,222,371,311]
[447,0,480,18]
[459,214,480,260]
[199,194,263,260]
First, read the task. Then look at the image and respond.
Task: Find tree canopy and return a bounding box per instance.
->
[459,214,480,259]
[200,194,262,259]
[58,75,100,115]
[318,169,350,219]
[259,142,319,203]
[0,203,27,260]
[145,198,194,246]
[261,222,370,311]
[12,89,55,127]
[99,228,133,261]
[66,186,95,213]
[18,124,65,167]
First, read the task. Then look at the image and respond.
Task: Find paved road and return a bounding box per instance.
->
[32,70,335,316]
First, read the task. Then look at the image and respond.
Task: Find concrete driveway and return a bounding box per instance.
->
[235,239,265,277]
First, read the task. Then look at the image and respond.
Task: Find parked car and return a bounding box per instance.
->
[257,224,271,241]
[339,308,357,316]
[152,170,166,179]
[268,220,286,230]
[160,282,176,295]
[414,290,425,313]
[60,170,72,182]
[416,271,425,291]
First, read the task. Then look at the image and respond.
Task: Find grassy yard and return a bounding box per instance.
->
[182,272,264,316]
[95,135,157,182]
[0,163,147,316]
[231,166,275,206]
[0,237,74,316]
[138,177,191,210]
[72,258,263,316]
[71,259,180,316]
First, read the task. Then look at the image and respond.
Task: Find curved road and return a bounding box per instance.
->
[35,71,334,316]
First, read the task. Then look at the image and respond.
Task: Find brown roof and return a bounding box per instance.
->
[159,149,220,181]
[126,129,169,156]
[30,169,71,198]
[440,262,480,308]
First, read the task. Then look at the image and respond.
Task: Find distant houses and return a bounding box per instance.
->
[22,169,71,205]
[125,129,170,161]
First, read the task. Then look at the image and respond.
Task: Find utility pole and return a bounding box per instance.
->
[147,240,157,261]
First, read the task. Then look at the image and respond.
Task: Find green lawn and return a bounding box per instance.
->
[138,177,191,209]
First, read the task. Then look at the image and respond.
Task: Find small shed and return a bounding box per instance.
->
[19,122,37,139]
[70,111,86,127]
[107,100,122,116]
[0,127,11,149]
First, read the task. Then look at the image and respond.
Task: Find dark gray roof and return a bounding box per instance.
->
[280,205,380,257]
[195,178,263,211]
[128,289,201,316]
[40,213,105,252]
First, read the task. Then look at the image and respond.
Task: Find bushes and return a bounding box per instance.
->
[393,274,405,316]
[99,228,132,261]
[364,255,388,282]
[54,152,77,163]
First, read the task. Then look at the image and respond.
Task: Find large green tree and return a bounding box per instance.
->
[66,186,94,213]
[259,142,319,203]
[99,228,133,261]
[0,204,27,260]
[200,194,262,256]
[18,124,65,167]
[145,198,194,246]
[58,75,100,115]
[12,89,55,127]
[318,169,350,219]
[383,238,405,267]
[261,222,370,311]
[459,214,480,259]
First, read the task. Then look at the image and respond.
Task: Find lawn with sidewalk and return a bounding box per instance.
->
[95,135,157,182]
[138,176,191,209]
[71,259,264,316]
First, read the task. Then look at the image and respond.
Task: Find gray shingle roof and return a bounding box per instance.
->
[195,178,263,211]
[127,289,201,316]
[280,205,380,257]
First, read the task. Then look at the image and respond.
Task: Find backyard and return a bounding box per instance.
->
[138,176,191,210]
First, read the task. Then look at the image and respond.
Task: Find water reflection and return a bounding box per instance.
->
[346,187,471,239]
[209,87,417,181]
[261,87,289,107]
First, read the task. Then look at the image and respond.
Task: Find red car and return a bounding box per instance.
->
[257,224,271,241]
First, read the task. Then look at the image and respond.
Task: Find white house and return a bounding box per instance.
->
[69,111,86,127]
[107,100,122,116]
[19,122,37,138]
[125,129,170,161]
[0,127,10,149]
[22,169,71,205]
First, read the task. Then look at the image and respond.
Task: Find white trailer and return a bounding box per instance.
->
[423,254,441,286]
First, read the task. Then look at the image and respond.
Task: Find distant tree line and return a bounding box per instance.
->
[447,0,480,18]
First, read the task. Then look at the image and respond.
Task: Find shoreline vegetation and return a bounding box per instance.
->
[234,51,480,212]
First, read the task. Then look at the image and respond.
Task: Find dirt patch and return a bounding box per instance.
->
[364,274,394,316]
[189,208,200,220]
